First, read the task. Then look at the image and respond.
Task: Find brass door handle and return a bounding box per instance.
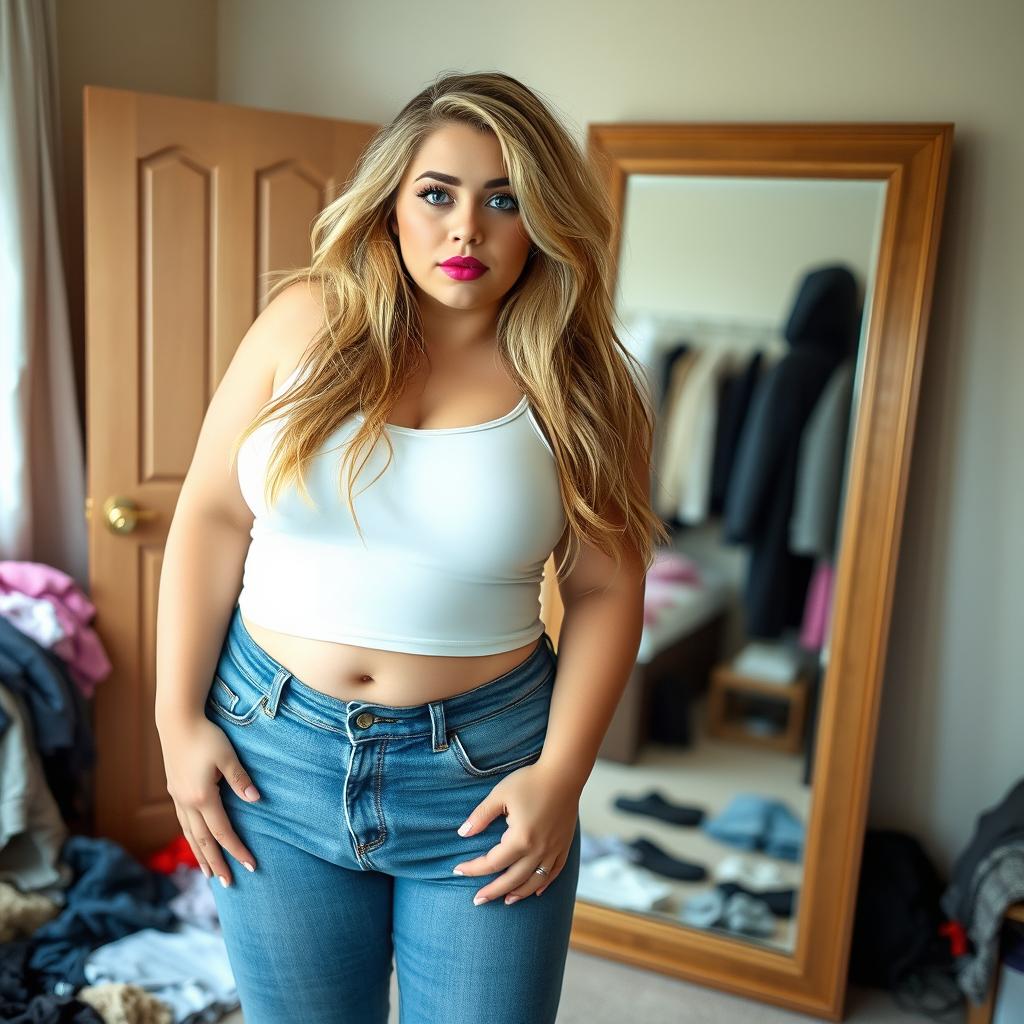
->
[102,496,158,535]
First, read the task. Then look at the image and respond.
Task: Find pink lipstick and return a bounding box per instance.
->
[439,256,488,281]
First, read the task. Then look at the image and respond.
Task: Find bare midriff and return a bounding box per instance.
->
[240,612,541,707]
[246,337,548,707]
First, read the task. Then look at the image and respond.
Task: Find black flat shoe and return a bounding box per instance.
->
[628,837,708,881]
[613,790,705,826]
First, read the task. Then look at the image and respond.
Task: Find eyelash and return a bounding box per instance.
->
[414,185,520,214]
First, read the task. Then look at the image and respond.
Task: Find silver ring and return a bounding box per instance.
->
[534,865,549,876]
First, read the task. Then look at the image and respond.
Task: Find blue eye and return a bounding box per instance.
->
[415,185,519,214]
[489,193,518,212]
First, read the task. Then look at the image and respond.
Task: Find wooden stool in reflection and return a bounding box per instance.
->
[706,661,809,754]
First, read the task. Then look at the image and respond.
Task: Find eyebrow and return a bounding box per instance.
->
[414,170,510,189]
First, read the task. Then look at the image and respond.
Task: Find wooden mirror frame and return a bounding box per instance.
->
[538,122,953,1020]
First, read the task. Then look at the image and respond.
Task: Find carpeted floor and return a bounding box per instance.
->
[218,953,955,1022]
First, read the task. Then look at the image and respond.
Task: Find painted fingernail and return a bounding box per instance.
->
[458,821,472,836]
[473,895,488,905]
[452,868,464,876]
[505,895,520,905]
[244,786,260,800]
[219,875,229,888]
[200,864,211,879]
[243,861,255,872]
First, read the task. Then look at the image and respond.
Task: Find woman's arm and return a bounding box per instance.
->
[536,448,649,791]
[155,281,319,731]
[155,512,254,730]
[450,447,649,905]
[536,575,645,791]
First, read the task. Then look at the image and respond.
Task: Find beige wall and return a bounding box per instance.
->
[60,0,1024,874]
[615,175,884,327]
[56,0,218,430]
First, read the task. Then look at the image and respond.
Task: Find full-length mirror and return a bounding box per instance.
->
[545,122,953,1020]
[574,173,886,955]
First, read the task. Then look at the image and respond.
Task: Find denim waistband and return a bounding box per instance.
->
[222,603,557,747]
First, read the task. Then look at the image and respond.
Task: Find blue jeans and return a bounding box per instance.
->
[203,604,581,1024]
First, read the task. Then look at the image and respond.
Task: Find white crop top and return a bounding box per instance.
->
[234,365,567,655]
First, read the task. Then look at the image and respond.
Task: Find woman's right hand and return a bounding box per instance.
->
[157,712,261,886]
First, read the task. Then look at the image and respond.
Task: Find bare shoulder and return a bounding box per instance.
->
[174,278,326,531]
[261,279,327,388]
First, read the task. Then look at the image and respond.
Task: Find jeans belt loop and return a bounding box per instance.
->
[265,667,289,718]
[428,701,448,752]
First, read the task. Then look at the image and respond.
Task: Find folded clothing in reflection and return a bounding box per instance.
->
[613,790,705,826]
[679,888,776,937]
[714,852,786,890]
[575,855,674,913]
[579,830,642,865]
[730,640,803,684]
[716,880,796,918]
[702,793,805,861]
[647,548,702,584]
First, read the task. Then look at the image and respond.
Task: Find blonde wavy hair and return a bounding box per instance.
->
[231,70,669,590]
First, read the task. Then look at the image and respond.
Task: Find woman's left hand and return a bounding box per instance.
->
[452,759,582,906]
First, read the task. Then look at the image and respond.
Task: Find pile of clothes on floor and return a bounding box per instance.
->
[2,835,238,1023]
[941,776,1024,1006]
[578,788,804,939]
[0,560,239,1023]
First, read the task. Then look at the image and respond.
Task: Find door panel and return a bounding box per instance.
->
[84,85,378,851]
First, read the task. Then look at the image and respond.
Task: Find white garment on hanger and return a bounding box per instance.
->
[677,348,742,525]
[655,348,721,518]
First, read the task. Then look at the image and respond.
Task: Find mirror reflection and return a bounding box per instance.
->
[574,174,886,954]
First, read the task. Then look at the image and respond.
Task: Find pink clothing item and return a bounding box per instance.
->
[648,548,702,585]
[642,574,707,626]
[0,561,112,697]
[643,550,704,625]
[799,560,835,650]
[643,588,680,625]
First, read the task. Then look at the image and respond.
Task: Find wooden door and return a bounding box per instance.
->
[83,85,378,853]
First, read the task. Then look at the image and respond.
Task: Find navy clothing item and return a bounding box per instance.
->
[0,618,78,756]
[0,617,96,826]
[942,776,1024,926]
[723,265,860,638]
[709,349,764,517]
[27,835,180,993]
[656,341,691,410]
[0,938,105,1023]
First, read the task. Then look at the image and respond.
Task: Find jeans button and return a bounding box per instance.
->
[355,712,375,728]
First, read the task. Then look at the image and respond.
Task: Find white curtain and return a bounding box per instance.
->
[0,0,88,588]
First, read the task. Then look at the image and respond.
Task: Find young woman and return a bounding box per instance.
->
[155,71,666,1024]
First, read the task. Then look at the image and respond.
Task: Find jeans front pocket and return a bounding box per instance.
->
[205,662,269,728]
[448,673,554,778]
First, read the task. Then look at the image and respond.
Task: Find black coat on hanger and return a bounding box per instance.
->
[723,264,861,638]
[710,348,764,517]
